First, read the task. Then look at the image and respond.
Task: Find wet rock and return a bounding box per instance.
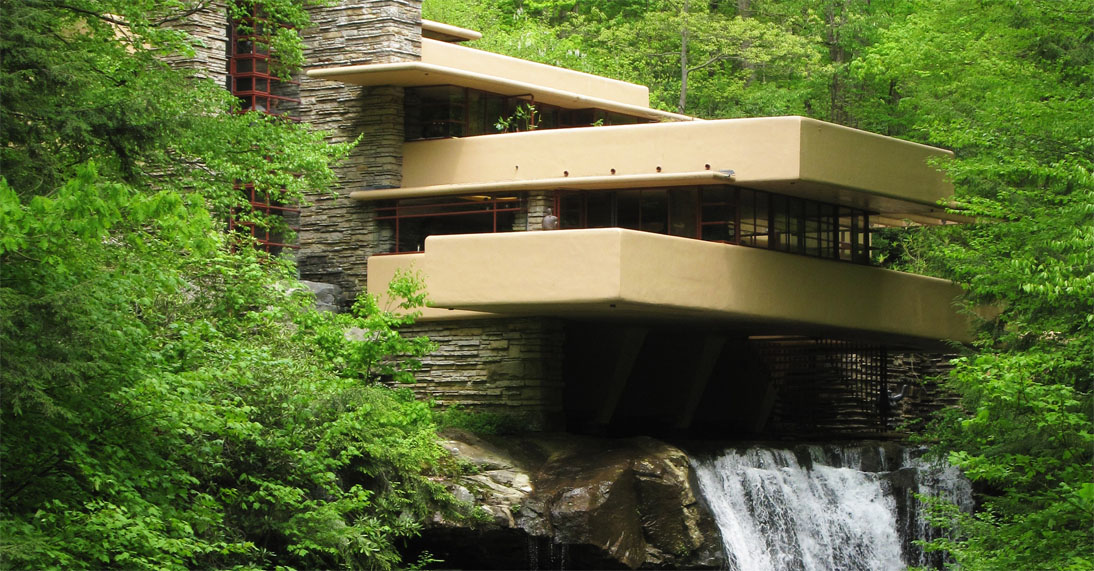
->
[414,429,724,569]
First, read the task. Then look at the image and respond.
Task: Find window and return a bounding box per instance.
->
[376,194,525,253]
[700,187,735,242]
[668,188,698,238]
[404,87,653,141]
[229,8,300,118]
[228,184,301,255]
[376,187,874,264]
[404,86,474,139]
[555,186,874,264]
[228,8,302,253]
[838,208,870,263]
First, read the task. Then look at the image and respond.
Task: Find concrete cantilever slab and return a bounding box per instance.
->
[349,171,735,201]
[306,61,691,123]
[421,19,482,42]
[414,229,970,346]
[399,117,955,216]
[306,37,692,123]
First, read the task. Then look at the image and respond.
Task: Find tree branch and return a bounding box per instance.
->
[154,0,215,26]
[56,4,130,28]
[2,453,67,503]
[688,53,731,73]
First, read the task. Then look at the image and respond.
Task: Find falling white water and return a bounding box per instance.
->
[693,447,909,571]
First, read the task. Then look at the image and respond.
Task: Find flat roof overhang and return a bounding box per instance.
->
[392,116,960,218]
[306,62,691,123]
[350,171,735,201]
[421,19,482,42]
[306,38,692,123]
[369,229,971,347]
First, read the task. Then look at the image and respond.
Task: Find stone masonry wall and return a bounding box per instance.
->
[890,352,959,433]
[297,1,422,303]
[517,191,555,231]
[163,1,230,89]
[397,318,567,430]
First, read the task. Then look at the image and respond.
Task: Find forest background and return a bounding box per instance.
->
[2,0,1092,569]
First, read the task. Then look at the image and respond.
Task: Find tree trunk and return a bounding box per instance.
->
[738,0,755,88]
[679,0,689,113]
[737,0,750,18]
[826,1,847,125]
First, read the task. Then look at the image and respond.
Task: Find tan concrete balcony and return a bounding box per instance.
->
[368,228,970,346]
[370,117,960,221]
[306,38,690,122]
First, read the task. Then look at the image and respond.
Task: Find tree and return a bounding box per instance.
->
[425,0,825,117]
[1,0,454,568]
[856,1,1094,567]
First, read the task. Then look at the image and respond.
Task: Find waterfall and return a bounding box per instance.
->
[692,445,972,571]
[901,449,975,569]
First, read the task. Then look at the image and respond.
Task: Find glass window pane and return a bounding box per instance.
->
[485,95,506,134]
[700,187,734,242]
[559,193,582,228]
[669,188,698,238]
[771,195,789,251]
[789,197,805,254]
[587,192,613,228]
[838,207,854,261]
[467,90,484,135]
[740,189,769,247]
[617,190,640,230]
[739,189,756,246]
[640,189,668,234]
[804,201,821,257]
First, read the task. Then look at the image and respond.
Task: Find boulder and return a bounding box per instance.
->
[300,279,342,312]
[413,429,725,569]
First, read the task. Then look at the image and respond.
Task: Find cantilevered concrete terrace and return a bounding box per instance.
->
[306,36,691,122]
[373,116,960,222]
[368,229,970,347]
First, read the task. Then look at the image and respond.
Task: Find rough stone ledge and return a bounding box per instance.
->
[412,429,725,570]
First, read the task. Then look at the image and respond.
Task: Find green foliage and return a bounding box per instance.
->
[494,102,538,133]
[229,0,315,76]
[435,405,529,436]
[1,0,456,568]
[1,0,349,225]
[1,163,454,568]
[860,1,1094,567]
[423,0,896,120]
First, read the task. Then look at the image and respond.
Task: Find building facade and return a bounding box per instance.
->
[217,1,968,438]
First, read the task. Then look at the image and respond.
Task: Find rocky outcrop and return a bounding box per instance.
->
[300,280,343,313]
[411,429,724,569]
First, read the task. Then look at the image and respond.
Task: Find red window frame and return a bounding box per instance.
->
[228,8,302,253]
[376,195,525,253]
[554,187,874,264]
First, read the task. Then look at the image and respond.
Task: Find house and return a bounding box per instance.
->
[217,1,969,437]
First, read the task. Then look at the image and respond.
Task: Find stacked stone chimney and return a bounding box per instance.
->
[297,1,423,304]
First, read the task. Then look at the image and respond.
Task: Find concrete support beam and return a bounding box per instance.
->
[673,335,727,430]
[594,328,648,426]
[745,351,779,434]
